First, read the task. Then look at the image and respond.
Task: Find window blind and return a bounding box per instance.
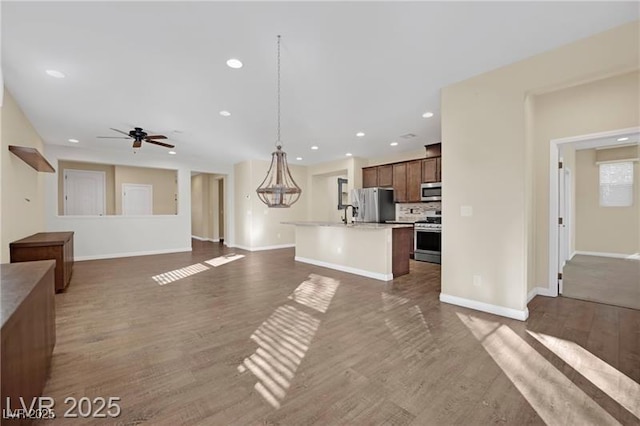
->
[599,162,634,207]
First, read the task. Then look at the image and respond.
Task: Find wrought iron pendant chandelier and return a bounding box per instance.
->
[256,35,302,208]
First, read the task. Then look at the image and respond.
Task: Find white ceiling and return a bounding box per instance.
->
[3,2,638,166]
[573,132,640,150]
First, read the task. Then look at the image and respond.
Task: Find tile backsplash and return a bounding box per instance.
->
[396,202,441,222]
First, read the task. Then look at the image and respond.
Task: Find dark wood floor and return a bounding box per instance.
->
[37,240,640,425]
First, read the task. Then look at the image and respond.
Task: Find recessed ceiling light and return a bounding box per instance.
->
[219,110,231,117]
[346,153,353,157]
[168,151,176,155]
[422,112,434,118]
[390,141,398,146]
[226,58,243,69]
[311,146,319,150]
[45,69,65,79]
[68,138,79,143]
[617,137,629,141]
[356,132,365,137]
[296,157,303,161]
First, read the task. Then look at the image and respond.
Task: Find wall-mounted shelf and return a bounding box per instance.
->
[8,145,55,173]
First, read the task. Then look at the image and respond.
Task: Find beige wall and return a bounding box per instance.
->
[533,71,640,289]
[366,148,426,167]
[115,165,177,215]
[575,148,639,254]
[191,174,207,237]
[0,89,46,262]
[191,173,222,240]
[58,160,116,215]
[596,145,638,162]
[441,21,639,314]
[233,159,308,249]
[309,173,348,223]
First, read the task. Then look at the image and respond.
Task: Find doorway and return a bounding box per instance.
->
[64,169,106,215]
[191,172,226,243]
[549,127,640,309]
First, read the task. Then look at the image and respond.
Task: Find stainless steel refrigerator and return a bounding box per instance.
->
[350,188,395,223]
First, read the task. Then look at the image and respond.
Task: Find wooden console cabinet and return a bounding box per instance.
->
[10,232,74,292]
[1,261,56,420]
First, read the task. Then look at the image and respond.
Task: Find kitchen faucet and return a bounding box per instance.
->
[342,204,358,224]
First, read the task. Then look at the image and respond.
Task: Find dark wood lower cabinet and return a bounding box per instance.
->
[1,261,56,423]
[10,232,74,292]
[392,227,412,278]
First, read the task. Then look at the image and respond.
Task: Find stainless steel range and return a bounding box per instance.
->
[414,216,441,264]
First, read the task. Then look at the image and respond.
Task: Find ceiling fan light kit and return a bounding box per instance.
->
[256,35,302,208]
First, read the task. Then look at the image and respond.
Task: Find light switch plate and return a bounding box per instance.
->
[461,205,473,217]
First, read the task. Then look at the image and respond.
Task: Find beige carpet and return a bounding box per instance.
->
[563,255,640,310]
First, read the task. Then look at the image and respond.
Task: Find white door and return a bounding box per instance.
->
[557,163,572,294]
[122,184,153,215]
[64,169,106,215]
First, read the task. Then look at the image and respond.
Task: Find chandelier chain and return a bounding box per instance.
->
[277,34,281,146]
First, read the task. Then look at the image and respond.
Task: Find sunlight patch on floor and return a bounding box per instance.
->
[151,263,210,285]
[239,305,321,409]
[239,275,340,409]
[527,330,640,420]
[288,274,340,313]
[383,293,430,359]
[457,313,620,425]
[204,253,245,267]
[381,293,410,312]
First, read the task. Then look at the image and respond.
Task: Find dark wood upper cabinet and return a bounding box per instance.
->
[422,158,438,183]
[362,144,442,201]
[406,160,422,202]
[362,167,378,188]
[392,163,407,203]
[377,165,393,187]
[425,143,442,159]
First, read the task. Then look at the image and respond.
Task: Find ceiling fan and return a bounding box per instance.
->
[97,127,175,149]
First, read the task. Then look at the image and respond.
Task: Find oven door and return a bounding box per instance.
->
[415,229,441,255]
[421,183,442,201]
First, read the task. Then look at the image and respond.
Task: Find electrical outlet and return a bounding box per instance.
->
[461,205,473,217]
[277,233,281,239]
[473,275,482,287]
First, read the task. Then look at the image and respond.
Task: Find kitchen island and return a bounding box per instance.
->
[282,222,413,281]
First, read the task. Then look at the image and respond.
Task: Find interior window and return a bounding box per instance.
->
[599,161,633,207]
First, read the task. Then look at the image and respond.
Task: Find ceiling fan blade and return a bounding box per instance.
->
[97,136,131,139]
[110,128,132,137]
[145,135,167,140]
[133,140,143,148]
[145,139,175,148]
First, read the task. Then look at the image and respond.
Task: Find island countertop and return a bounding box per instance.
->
[282,221,413,229]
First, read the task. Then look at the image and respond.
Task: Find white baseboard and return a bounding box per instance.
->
[573,250,638,259]
[75,247,192,261]
[570,251,577,260]
[227,243,295,252]
[191,235,220,243]
[536,286,556,297]
[526,286,556,304]
[439,293,529,321]
[295,256,393,281]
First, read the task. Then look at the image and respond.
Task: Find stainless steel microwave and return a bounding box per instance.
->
[421,182,441,201]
